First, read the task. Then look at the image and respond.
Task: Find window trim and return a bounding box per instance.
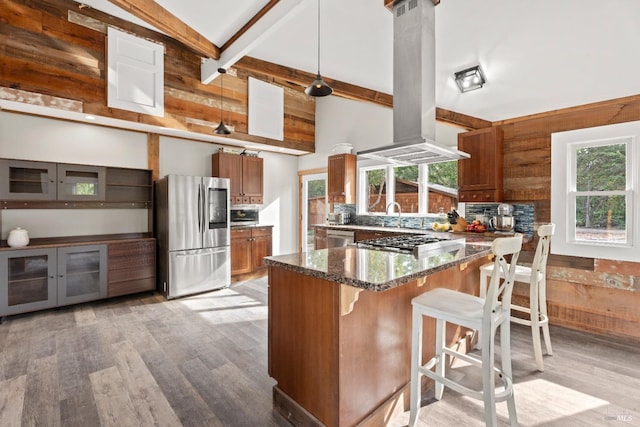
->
[551,122,639,262]
[357,162,446,216]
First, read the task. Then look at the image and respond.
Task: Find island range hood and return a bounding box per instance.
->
[358,0,470,165]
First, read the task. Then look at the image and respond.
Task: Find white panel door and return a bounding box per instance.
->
[107,27,164,117]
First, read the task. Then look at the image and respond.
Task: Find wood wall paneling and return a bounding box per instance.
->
[0,0,315,153]
[497,93,640,340]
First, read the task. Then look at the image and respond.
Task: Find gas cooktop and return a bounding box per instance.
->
[356,234,465,256]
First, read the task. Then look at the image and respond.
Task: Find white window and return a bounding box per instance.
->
[357,161,457,215]
[551,122,639,262]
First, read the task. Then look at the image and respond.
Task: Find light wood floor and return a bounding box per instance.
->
[1,276,639,427]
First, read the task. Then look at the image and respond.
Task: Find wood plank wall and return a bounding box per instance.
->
[495,95,640,340]
[0,0,315,153]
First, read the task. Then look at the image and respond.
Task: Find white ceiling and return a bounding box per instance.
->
[75,0,640,123]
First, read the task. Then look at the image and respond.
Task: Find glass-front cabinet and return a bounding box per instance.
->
[1,244,107,317]
[56,164,106,201]
[57,245,107,306]
[0,159,57,200]
[0,248,57,316]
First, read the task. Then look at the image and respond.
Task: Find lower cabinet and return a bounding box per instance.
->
[231,226,272,276]
[58,245,107,306]
[0,244,107,317]
[107,239,156,297]
[0,238,156,318]
[0,248,57,316]
[314,227,327,250]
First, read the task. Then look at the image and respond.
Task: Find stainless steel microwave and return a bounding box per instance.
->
[230,206,259,226]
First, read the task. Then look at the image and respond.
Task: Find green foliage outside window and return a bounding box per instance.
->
[575,144,626,229]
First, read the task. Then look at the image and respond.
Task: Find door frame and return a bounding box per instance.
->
[298,168,327,253]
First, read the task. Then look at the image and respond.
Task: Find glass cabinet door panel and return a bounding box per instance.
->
[57,164,106,201]
[57,245,107,306]
[0,248,57,316]
[0,159,57,200]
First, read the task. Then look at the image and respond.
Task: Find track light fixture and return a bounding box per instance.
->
[454,65,487,93]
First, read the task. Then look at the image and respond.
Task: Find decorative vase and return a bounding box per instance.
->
[7,227,29,247]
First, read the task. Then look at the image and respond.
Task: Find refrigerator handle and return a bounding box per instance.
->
[197,183,203,233]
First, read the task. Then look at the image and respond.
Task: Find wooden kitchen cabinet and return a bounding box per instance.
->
[328,154,356,204]
[314,227,327,250]
[457,127,504,202]
[230,226,272,276]
[231,228,253,275]
[107,239,156,297]
[212,153,263,205]
[251,227,272,271]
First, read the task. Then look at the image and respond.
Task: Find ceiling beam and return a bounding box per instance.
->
[201,0,305,84]
[221,1,280,53]
[435,108,492,130]
[107,0,219,59]
[236,56,393,108]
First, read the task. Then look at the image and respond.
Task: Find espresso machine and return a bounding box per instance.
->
[490,203,515,233]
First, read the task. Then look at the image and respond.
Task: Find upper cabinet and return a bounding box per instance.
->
[0,158,152,208]
[212,153,263,205]
[457,127,504,203]
[328,154,357,204]
[0,159,57,200]
[56,164,106,201]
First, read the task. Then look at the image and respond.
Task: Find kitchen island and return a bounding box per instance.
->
[265,238,494,427]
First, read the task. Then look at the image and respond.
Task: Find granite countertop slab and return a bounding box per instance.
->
[264,240,494,292]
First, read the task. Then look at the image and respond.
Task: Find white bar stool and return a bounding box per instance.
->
[479,224,555,372]
[409,234,522,427]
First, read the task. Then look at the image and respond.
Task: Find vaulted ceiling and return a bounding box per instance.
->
[76,0,640,123]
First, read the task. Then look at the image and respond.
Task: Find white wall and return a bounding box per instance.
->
[0,112,148,239]
[298,96,392,171]
[159,136,218,177]
[260,151,299,255]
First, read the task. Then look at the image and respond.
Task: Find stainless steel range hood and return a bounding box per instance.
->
[358,0,470,165]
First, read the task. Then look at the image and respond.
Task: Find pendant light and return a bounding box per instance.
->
[214,67,231,135]
[305,0,333,97]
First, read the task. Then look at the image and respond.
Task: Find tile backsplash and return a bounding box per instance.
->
[333,202,535,236]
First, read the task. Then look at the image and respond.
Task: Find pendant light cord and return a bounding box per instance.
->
[316,0,321,73]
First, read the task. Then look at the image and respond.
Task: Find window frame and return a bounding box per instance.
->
[551,122,639,262]
[357,162,442,216]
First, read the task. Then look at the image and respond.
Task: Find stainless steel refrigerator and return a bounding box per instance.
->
[156,175,230,299]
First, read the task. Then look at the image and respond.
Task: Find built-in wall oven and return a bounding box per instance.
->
[230,206,259,227]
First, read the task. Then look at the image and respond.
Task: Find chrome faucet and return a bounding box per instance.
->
[386,202,402,228]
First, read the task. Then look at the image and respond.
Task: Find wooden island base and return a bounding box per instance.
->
[267,254,489,427]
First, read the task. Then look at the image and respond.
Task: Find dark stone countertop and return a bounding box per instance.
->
[264,238,494,292]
